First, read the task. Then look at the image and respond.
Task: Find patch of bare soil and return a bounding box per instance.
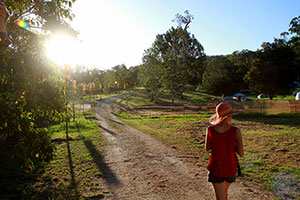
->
[93,95,276,200]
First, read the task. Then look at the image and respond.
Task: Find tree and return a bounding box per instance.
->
[139,48,163,102]
[0,0,76,197]
[244,39,297,99]
[288,15,300,50]
[201,56,236,95]
[173,10,206,89]
[7,0,75,30]
[141,11,206,102]
[287,15,300,81]
[129,65,141,88]
[112,64,133,90]
[228,50,255,90]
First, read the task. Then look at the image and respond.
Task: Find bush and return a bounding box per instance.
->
[0,48,66,198]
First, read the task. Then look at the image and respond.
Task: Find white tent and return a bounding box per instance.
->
[296,92,300,100]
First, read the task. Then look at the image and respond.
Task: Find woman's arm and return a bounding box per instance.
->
[205,128,211,152]
[235,128,244,157]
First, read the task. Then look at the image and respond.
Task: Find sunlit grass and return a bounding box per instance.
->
[30,112,106,199]
[118,92,156,107]
[183,91,216,104]
[115,93,300,199]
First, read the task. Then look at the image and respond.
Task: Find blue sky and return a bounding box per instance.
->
[70,0,300,69]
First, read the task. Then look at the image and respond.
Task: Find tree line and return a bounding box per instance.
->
[70,64,138,95]
[138,11,300,100]
[78,11,300,101]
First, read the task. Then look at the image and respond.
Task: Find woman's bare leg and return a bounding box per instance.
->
[212,183,226,200]
[224,181,231,200]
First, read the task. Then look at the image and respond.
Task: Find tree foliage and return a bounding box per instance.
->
[139,48,163,102]
[140,11,206,102]
[69,13,300,101]
[244,39,297,99]
[201,56,236,95]
[287,15,300,81]
[70,64,139,95]
[200,15,300,97]
[0,0,76,197]
[228,50,254,90]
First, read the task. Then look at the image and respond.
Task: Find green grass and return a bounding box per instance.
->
[118,92,157,107]
[78,89,137,105]
[120,113,211,160]
[29,112,106,200]
[182,91,216,104]
[115,93,300,199]
[115,90,218,107]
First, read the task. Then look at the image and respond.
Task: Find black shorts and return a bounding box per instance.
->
[208,172,236,183]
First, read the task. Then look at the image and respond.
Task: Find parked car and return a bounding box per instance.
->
[257,93,268,98]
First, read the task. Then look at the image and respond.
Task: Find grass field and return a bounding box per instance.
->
[115,91,300,199]
[28,111,106,200]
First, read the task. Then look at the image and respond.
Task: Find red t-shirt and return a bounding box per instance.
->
[207,125,238,177]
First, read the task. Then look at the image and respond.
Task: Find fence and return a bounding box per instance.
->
[230,100,300,115]
[131,100,300,115]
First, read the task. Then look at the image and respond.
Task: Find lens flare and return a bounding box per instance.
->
[16,19,29,30]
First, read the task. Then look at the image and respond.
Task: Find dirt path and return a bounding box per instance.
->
[94,95,275,200]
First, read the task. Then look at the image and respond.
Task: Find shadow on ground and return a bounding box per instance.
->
[84,139,120,186]
[234,113,300,128]
[98,125,118,136]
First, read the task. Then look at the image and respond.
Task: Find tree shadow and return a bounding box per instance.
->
[51,135,85,144]
[84,116,97,120]
[98,125,118,136]
[109,119,124,125]
[84,140,120,186]
[25,134,82,200]
[84,194,105,200]
[114,101,132,111]
[234,113,300,128]
[66,134,80,199]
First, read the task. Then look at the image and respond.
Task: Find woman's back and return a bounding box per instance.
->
[207,125,238,177]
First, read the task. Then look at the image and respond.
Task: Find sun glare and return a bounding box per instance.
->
[45,34,82,66]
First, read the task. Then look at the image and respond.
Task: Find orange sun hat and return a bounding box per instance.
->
[209,102,239,125]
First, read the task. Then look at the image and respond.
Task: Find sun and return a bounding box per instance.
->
[45,34,82,66]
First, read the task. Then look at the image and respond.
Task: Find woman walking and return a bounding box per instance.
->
[205,102,244,200]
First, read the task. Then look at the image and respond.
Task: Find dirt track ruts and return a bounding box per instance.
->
[94,94,276,200]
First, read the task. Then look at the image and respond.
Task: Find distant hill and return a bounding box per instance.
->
[206,55,227,61]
